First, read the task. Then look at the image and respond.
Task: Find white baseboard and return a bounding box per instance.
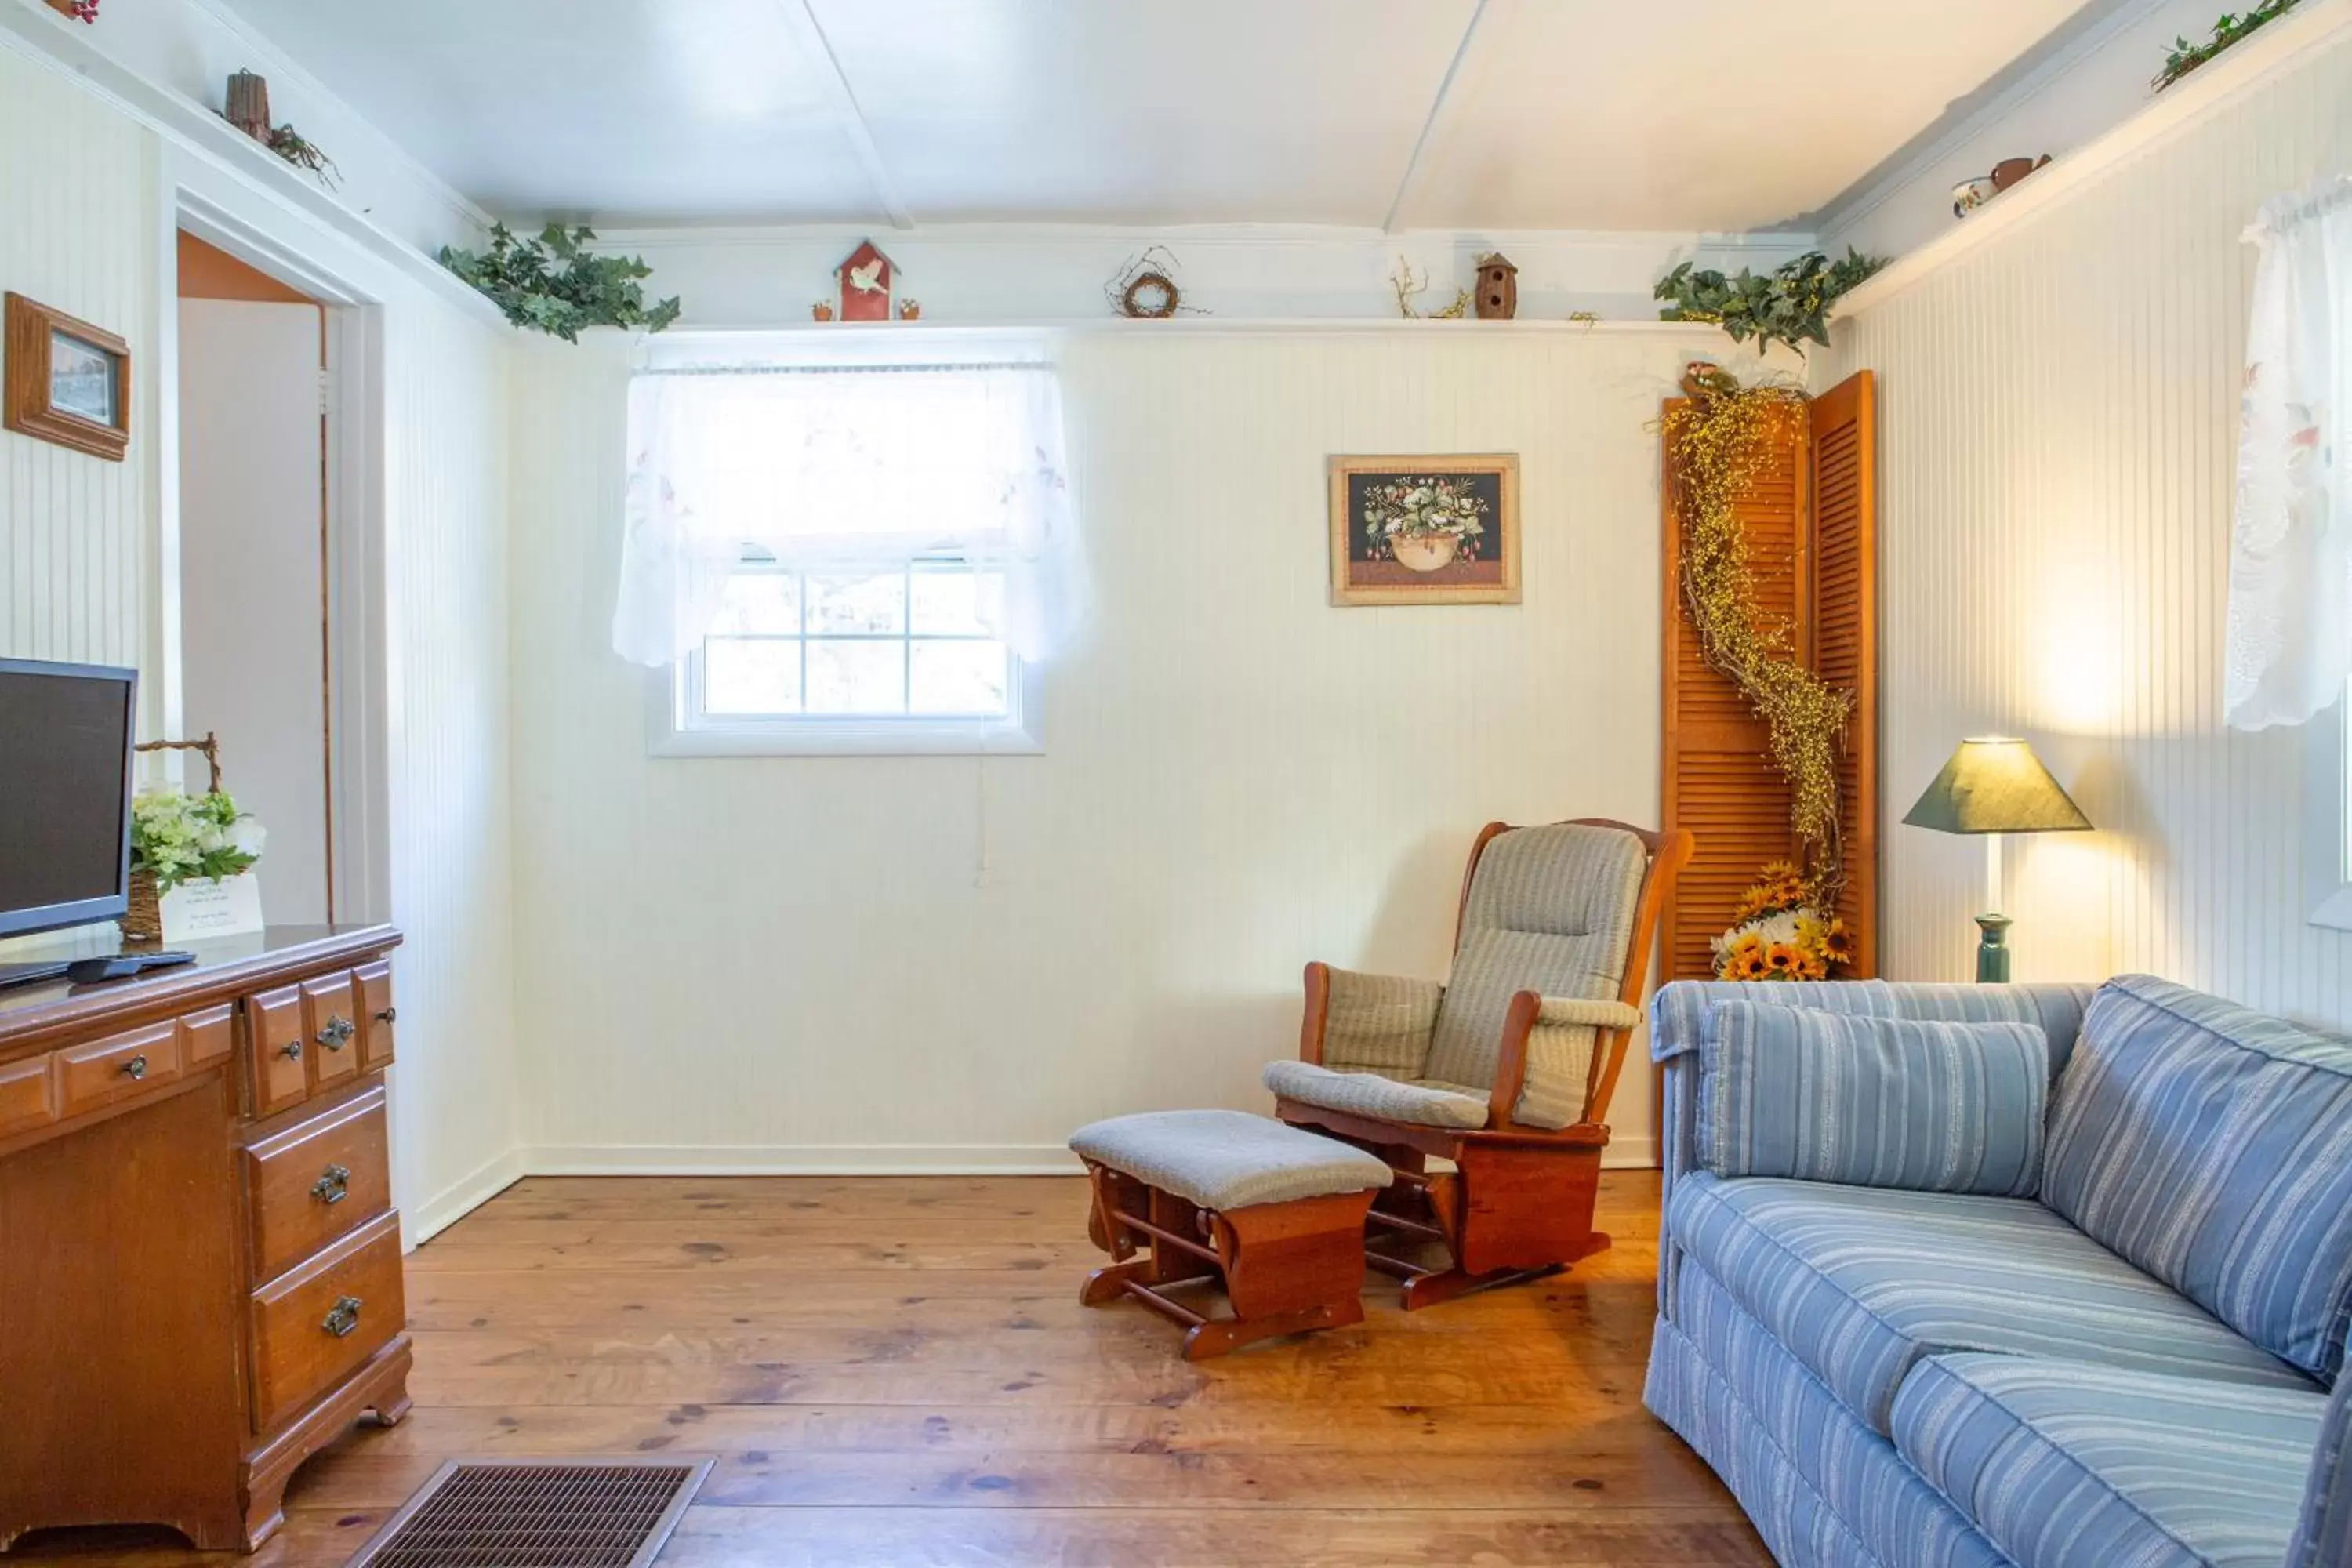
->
[405,1146,528,1247]
[528,1138,1661,1177]
[405,1136,1661,1238]
[523,1143,1088,1177]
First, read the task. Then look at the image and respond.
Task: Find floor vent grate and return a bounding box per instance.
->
[348,1457,713,1568]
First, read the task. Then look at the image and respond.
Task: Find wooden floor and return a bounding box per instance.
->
[9,1171,1766,1568]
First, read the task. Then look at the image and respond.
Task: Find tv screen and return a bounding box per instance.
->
[0,659,137,941]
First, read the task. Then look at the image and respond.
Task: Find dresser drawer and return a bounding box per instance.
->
[249,1209,404,1434]
[0,1053,57,1138]
[243,1087,392,1285]
[299,973,363,1093]
[354,960,396,1072]
[56,1021,181,1119]
[180,1002,234,1070]
[245,984,310,1119]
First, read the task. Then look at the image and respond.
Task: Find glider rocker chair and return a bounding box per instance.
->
[1265,819,1691,1309]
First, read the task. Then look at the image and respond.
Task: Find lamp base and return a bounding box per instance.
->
[1974,913,2013,984]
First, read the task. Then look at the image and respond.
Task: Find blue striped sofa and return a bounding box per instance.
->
[1644,975,2352,1568]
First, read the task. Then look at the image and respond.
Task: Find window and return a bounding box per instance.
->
[622,346,1082,757]
[659,554,1040,755]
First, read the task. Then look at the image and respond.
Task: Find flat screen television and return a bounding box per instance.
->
[0,657,138,946]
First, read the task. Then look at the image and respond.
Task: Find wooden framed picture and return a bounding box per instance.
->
[1328,454,1519,605]
[5,292,131,462]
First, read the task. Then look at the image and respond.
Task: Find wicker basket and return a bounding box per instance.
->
[121,867,165,946]
[122,733,226,946]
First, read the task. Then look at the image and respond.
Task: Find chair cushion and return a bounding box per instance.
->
[2043,974,2352,1381]
[1424,823,1647,1109]
[1262,1060,1491,1130]
[1893,1352,2325,1568]
[1697,1003,2049,1196]
[1068,1109,1392,1212]
[1669,1173,2317,1436]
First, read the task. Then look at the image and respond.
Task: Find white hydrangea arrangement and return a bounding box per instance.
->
[130,789,267,894]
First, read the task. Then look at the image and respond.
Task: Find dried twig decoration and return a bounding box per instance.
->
[1106,246,1197,318]
[1661,366,1855,901]
[1388,257,1472,320]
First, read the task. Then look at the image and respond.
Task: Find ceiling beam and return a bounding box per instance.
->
[771,0,916,230]
[1381,0,1490,234]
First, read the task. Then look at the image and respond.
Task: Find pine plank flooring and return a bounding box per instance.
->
[7,1171,1767,1567]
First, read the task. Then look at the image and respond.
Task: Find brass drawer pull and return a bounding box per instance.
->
[312,1163,351,1205]
[317,1015,356,1052]
[374,1007,397,1025]
[120,1054,147,1081]
[321,1295,362,1338]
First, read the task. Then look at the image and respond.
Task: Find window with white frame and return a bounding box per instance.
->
[620,349,1082,756]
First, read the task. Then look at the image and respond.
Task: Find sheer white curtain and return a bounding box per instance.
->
[2225,176,2350,730]
[615,358,1086,666]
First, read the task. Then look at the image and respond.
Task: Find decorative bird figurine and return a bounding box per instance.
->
[846,259,885,295]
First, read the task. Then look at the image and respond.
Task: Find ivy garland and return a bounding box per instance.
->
[1663,370,1855,899]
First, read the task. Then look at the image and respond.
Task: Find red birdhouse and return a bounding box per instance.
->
[835,240,897,322]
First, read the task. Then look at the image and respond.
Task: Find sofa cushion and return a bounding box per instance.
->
[1893,1352,2325,1568]
[1697,1003,2049,1196]
[2043,974,2352,1381]
[1669,1174,2317,1435]
[1262,1060,1490,1130]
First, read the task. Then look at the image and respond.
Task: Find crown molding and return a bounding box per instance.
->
[1833,0,2352,320]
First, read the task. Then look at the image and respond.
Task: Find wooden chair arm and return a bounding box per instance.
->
[1300,961,1333,1066]
[1486,989,1543,1129]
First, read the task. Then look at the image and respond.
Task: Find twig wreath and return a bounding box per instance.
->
[1106,246,1193,318]
[1662,365,1855,900]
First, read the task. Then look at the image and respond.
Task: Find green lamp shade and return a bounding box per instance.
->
[1901,738,2092,836]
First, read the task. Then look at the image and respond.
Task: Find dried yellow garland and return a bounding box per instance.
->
[1664,375,1856,898]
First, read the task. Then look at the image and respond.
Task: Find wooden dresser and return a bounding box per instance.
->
[0,924,409,1553]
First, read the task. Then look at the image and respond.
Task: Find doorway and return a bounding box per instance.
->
[174,232,336,924]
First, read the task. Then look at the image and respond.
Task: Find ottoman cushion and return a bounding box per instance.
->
[1069,1109,1393,1212]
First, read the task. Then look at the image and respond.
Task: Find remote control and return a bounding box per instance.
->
[65,951,198,985]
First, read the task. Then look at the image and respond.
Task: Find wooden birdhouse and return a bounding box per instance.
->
[835,240,897,322]
[1474,253,1518,320]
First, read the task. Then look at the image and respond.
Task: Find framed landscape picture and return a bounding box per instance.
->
[1328,454,1519,605]
[4,292,131,463]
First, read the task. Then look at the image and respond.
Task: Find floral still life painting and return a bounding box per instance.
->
[1328,455,1520,604]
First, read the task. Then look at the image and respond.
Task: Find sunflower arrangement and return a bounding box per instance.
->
[1711,860,1857,983]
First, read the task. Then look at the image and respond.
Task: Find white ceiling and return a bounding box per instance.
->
[223,0,2104,232]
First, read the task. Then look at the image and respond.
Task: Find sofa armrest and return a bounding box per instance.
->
[2290,1360,2351,1568]
[1301,962,1443,1076]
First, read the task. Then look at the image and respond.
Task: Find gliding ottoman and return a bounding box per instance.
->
[1069,1109,1392,1359]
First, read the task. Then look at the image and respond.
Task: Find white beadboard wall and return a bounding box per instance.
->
[377,289,526,1237]
[0,47,157,691]
[1819,27,2352,1021]
[0,41,524,1237]
[508,328,1769,1171]
[0,48,158,972]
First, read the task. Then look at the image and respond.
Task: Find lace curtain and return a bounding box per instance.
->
[614,358,1087,666]
[2225,176,2350,730]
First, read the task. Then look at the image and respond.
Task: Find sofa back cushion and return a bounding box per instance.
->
[2043,974,2352,1381]
[1697,1002,2049,1196]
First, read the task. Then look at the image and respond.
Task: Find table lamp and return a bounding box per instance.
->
[1901,737,2092,982]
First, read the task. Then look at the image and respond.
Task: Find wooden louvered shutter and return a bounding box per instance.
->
[1657,399,1806,981]
[1657,376,1881,982]
[1808,372,1879,978]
